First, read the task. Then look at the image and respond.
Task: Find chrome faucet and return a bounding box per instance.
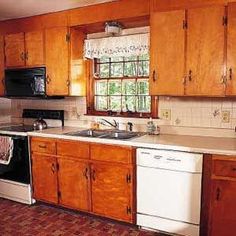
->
[99,118,119,129]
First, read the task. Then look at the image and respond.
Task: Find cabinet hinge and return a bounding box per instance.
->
[66,33,70,42]
[223,16,228,26]
[58,191,61,199]
[183,20,188,29]
[126,206,132,215]
[126,174,131,183]
[56,163,59,171]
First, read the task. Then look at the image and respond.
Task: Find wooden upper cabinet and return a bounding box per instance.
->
[57,158,90,211]
[69,28,87,96]
[31,154,58,204]
[25,31,44,66]
[0,36,4,96]
[185,6,225,96]
[45,27,69,96]
[91,163,134,223]
[4,32,25,67]
[150,10,185,96]
[226,3,236,95]
[210,180,236,236]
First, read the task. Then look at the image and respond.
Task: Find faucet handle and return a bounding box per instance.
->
[127,122,133,132]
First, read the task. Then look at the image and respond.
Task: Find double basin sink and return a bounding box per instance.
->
[65,129,144,140]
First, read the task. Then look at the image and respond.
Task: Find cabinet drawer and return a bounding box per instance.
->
[31,137,56,155]
[90,144,134,164]
[57,140,89,159]
[213,159,236,178]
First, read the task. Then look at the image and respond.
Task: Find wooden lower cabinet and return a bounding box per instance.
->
[31,153,58,204]
[57,158,90,211]
[210,180,236,236]
[91,163,134,223]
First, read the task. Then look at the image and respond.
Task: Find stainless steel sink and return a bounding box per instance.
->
[65,129,144,140]
[65,129,108,138]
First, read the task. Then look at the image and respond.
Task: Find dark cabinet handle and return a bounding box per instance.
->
[152,70,157,82]
[46,75,51,84]
[20,52,25,61]
[38,145,46,149]
[188,70,192,81]
[25,51,29,61]
[84,167,89,179]
[216,187,221,201]
[92,169,96,181]
[51,163,56,174]
[231,167,236,171]
[229,68,233,80]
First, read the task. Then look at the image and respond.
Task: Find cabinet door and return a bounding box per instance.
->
[4,32,25,67]
[210,180,236,236]
[226,3,236,95]
[31,154,58,204]
[91,163,134,223]
[0,36,4,96]
[25,31,44,66]
[186,6,225,96]
[45,27,69,96]
[57,158,90,211]
[150,10,185,96]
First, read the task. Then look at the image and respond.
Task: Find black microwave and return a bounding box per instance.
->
[4,67,46,98]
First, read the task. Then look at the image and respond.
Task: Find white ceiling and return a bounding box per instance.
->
[0,0,117,21]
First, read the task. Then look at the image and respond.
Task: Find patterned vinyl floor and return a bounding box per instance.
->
[0,198,167,236]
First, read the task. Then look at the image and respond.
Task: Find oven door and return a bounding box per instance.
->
[4,67,46,97]
[0,135,30,184]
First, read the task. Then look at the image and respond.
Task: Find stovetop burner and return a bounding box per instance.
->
[0,125,35,132]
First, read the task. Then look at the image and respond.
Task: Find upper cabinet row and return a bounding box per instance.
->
[150,3,236,97]
[0,27,86,96]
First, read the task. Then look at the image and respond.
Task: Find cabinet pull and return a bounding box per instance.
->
[38,145,46,149]
[20,52,25,61]
[231,167,236,171]
[84,167,89,179]
[220,75,226,84]
[229,68,233,80]
[92,169,96,181]
[126,206,132,215]
[51,163,56,174]
[46,75,51,84]
[66,80,70,87]
[25,51,28,61]
[216,187,221,201]
[188,70,192,81]
[126,174,131,183]
[182,76,187,85]
[152,70,157,82]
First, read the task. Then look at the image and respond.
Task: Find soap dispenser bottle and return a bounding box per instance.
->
[146,117,156,135]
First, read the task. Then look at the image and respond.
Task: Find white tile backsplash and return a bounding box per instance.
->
[0,98,11,123]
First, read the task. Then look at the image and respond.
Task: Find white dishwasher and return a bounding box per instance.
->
[137,148,203,236]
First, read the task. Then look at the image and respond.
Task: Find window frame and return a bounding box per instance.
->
[86,59,158,118]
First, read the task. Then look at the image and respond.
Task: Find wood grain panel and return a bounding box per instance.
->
[226,3,236,95]
[150,10,185,96]
[0,36,4,96]
[58,158,90,211]
[69,28,87,96]
[185,6,225,96]
[91,163,134,223]
[57,140,89,160]
[25,30,44,66]
[31,154,58,204]
[210,179,236,236]
[90,144,134,164]
[213,159,236,178]
[4,32,25,67]
[31,137,56,155]
[45,27,69,96]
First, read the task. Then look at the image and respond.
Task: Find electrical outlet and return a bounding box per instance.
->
[221,110,230,123]
[71,107,78,118]
[160,109,171,120]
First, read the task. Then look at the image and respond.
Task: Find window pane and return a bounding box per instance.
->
[122,96,136,112]
[99,56,109,63]
[109,96,121,111]
[108,80,121,95]
[137,96,151,112]
[95,80,107,95]
[95,96,108,111]
[139,54,149,61]
[138,61,149,77]
[124,55,137,61]
[124,62,137,77]
[111,63,123,77]
[110,56,124,62]
[99,63,110,78]
[137,80,149,95]
[122,80,136,95]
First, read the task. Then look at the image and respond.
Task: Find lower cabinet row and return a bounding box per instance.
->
[31,138,135,223]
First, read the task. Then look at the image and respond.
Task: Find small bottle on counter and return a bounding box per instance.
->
[146,118,156,135]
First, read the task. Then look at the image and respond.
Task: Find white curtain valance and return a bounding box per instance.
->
[84,33,150,59]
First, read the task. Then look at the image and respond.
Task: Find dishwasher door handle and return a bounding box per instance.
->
[166,158,181,162]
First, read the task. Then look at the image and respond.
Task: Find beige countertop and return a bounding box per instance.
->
[28,126,236,156]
